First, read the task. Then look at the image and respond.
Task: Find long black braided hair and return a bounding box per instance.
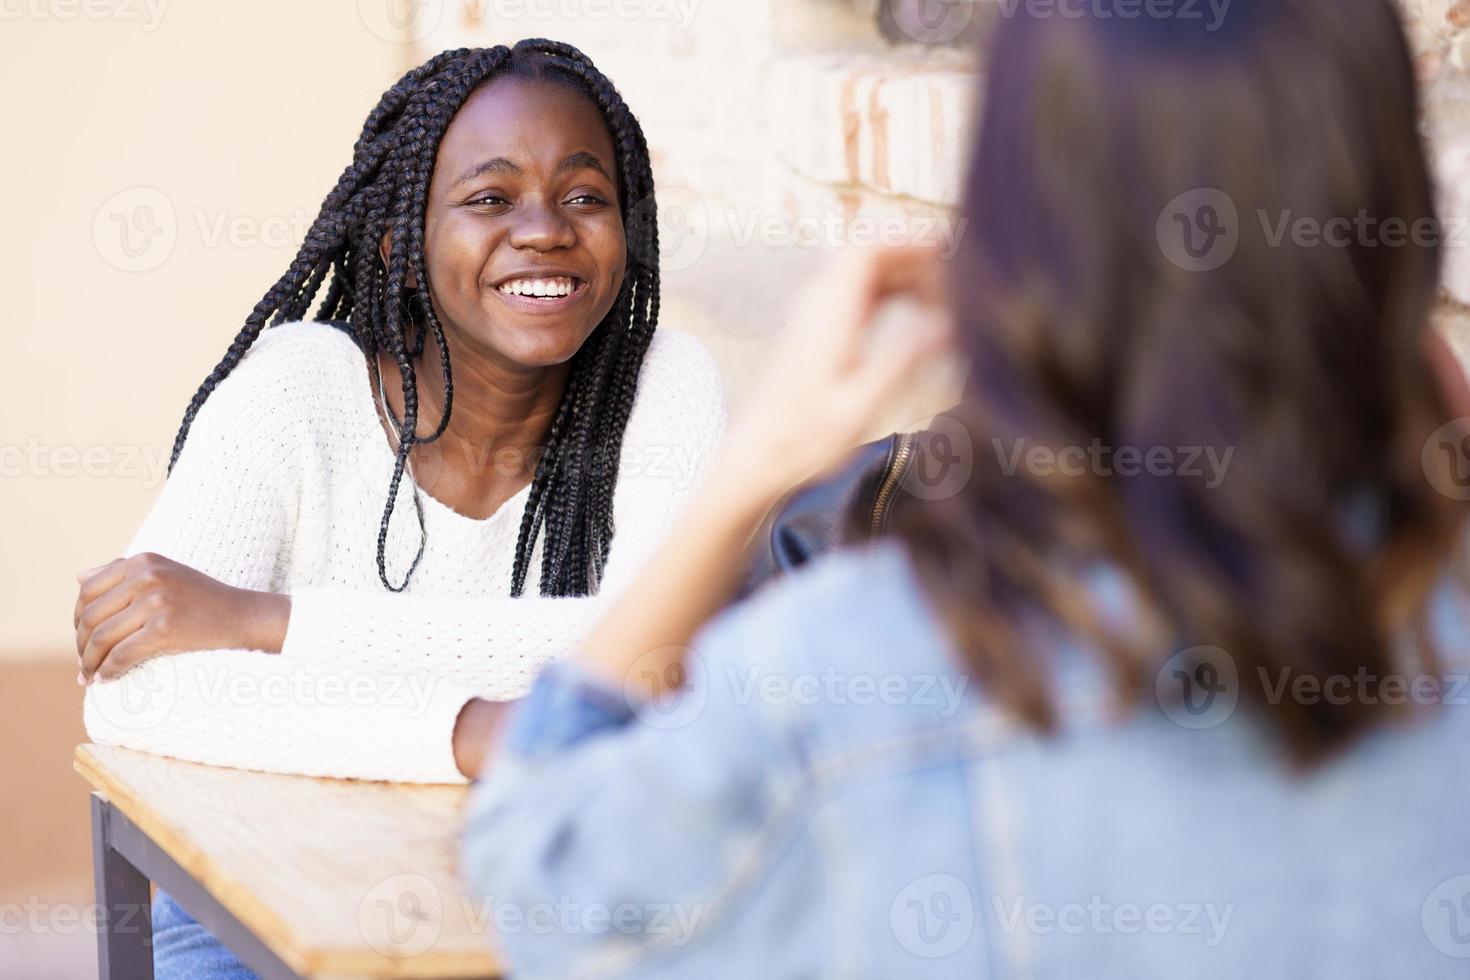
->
[165,40,660,598]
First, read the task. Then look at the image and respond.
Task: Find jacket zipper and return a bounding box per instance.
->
[870,431,917,541]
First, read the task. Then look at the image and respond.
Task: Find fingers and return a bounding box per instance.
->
[842,306,954,424]
[867,243,948,308]
[80,601,151,683]
[75,580,138,657]
[837,243,947,332]
[800,246,948,383]
[74,559,128,629]
[94,633,163,683]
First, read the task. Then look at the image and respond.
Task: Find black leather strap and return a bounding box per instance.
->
[738,434,905,600]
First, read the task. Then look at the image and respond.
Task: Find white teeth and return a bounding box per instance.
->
[499,277,576,297]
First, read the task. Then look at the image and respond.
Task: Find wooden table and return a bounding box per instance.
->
[75,743,501,979]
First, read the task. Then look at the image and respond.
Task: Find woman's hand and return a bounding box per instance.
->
[575,244,952,704]
[74,553,291,684]
[724,244,951,499]
[453,697,511,780]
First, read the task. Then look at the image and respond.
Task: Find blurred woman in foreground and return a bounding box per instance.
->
[463,1,1470,976]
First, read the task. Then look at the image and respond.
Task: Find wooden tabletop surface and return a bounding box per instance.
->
[75,743,501,978]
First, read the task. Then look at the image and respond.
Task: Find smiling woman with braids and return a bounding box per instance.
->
[75,40,725,796]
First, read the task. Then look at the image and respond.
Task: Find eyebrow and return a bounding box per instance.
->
[452,151,613,187]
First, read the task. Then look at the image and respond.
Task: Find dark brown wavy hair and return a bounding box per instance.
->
[899,0,1468,763]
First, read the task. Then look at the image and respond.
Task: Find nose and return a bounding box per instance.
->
[508,197,576,251]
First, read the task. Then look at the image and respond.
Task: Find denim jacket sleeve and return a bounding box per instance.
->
[459,609,798,979]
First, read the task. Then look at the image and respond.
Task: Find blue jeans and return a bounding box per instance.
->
[151,890,259,980]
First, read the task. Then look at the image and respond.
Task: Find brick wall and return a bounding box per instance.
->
[415,0,1470,399]
[1404,0,1470,348]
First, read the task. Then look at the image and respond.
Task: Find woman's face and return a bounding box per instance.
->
[420,74,626,370]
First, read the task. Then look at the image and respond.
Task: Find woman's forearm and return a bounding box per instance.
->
[247,592,291,653]
[574,436,790,701]
[83,649,480,783]
[572,247,950,704]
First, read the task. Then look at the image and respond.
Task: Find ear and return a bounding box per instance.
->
[378,231,420,289]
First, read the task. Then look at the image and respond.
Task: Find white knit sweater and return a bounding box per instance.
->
[83,321,726,783]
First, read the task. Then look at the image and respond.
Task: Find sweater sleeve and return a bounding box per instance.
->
[84,327,727,783]
[82,327,480,783]
[277,330,729,700]
[459,609,792,976]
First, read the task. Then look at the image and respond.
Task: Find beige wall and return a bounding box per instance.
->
[5,0,1467,660]
[0,3,412,658]
[0,0,970,660]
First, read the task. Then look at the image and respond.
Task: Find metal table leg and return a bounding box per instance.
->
[91,792,154,980]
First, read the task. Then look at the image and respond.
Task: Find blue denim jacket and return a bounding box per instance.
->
[462,542,1470,979]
